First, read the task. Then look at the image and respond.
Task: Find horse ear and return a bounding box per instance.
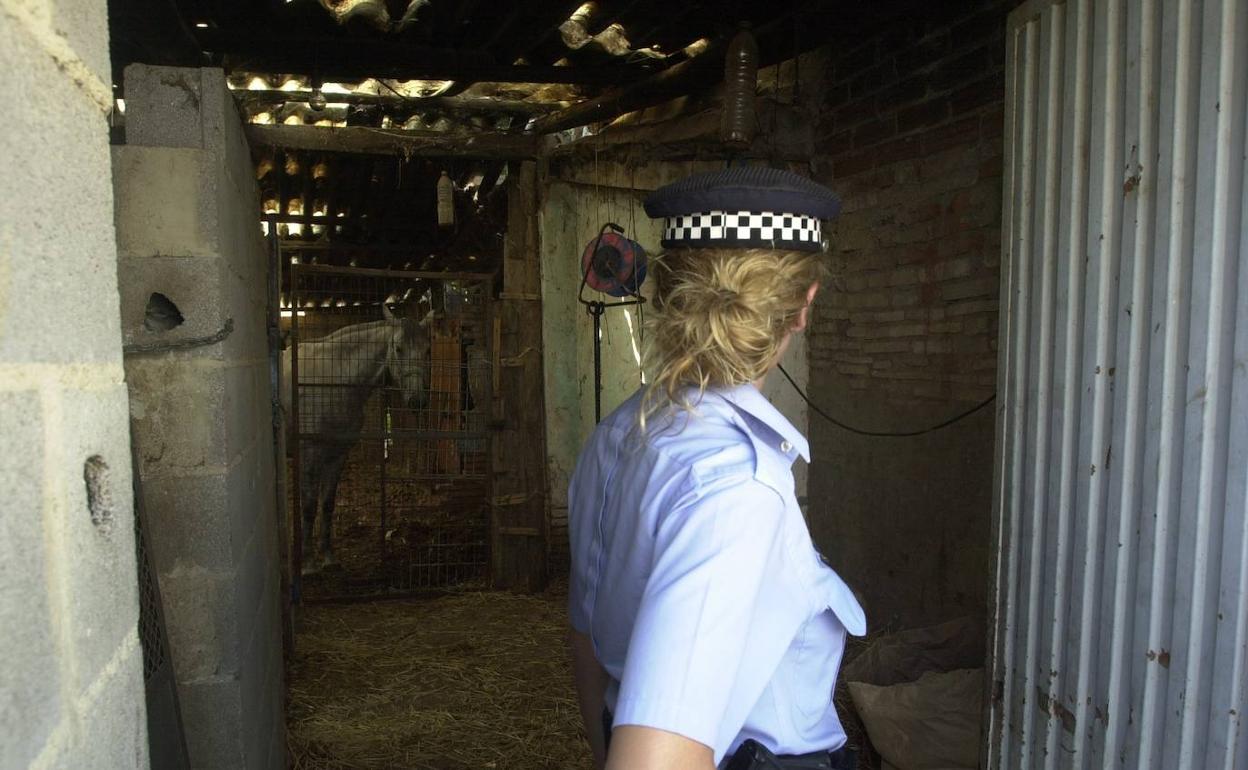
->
[382,303,397,322]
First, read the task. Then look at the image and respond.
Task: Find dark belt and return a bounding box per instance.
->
[603,709,855,770]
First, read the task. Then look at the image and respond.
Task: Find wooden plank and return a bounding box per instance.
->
[490,160,550,592]
[245,124,543,160]
[236,89,562,117]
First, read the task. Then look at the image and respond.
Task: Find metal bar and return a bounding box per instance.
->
[296,430,491,441]
[245,124,542,160]
[291,263,496,281]
[289,263,304,601]
[379,392,389,579]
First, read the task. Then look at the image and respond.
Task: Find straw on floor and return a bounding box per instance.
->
[287,582,591,770]
[287,581,877,770]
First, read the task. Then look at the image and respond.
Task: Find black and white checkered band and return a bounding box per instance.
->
[661,210,822,250]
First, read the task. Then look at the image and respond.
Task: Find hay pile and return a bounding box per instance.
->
[287,583,592,770]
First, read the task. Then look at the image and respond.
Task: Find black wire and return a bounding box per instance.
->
[776,364,996,437]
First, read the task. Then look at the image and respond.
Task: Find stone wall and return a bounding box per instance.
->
[806,0,1010,630]
[114,65,284,769]
[0,1,149,767]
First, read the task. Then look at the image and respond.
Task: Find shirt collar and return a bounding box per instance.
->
[711,383,811,463]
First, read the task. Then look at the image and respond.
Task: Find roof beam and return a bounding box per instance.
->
[527,44,722,134]
[212,36,641,85]
[245,124,543,160]
[235,89,561,118]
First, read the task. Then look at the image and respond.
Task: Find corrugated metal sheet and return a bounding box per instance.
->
[989,0,1248,767]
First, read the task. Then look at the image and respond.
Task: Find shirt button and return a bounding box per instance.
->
[780,440,793,453]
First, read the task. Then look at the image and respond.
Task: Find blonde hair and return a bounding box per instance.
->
[641,246,825,424]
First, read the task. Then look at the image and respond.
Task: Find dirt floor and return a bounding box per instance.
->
[286,581,592,770]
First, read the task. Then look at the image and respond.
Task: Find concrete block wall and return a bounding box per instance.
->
[805,1,1010,630]
[0,1,149,767]
[114,65,284,769]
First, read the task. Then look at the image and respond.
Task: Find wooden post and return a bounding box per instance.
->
[490,161,549,592]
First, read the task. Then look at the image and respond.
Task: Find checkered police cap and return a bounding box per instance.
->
[643,166,840,252]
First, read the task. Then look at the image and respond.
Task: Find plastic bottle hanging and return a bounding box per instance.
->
[719,22,759,147]
[436,170,455,227]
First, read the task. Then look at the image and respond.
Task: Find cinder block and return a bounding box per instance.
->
[73,638,149,770]
[0,19,124,366]
[138,472,232,573]
[225,441,279,566]
[0,391,64,770]
[161,566,240,681]
[126,357,228,472]
[179,679,245,769]
[123,65,208,149]
[112,146,219,259]
[44,384,143,699]
[50,0,113,87]
[223,363,272,460]
[117,255,227,352]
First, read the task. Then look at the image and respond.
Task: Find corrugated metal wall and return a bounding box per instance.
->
[989,0,1247,767]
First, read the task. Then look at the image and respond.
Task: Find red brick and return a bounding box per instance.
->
[819,127,855,152]
[950,9,1005,51]
[834,151,875,178]
[898,97,950,133]
[875,18,925,57]
[895,29,952,75]
[941,276,998,301]
[854,115,898,148]
[823,83,851,109]
[835,96,879,130]
[873,134,922,165]
[930,47,990,93]
[981,103,1006,138]
[863,340,913,354]
[834,42,878,80]
[921,115,981,154]
[878,75,929,111]
[850,61,899,100]
[947,298,1000,316]
[950,74,1005,115]
[979,152,1004,179]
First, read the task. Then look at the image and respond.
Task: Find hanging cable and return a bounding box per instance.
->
[776,364,996,437]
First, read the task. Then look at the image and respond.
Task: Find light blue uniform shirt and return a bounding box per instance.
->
[568,384,867,766]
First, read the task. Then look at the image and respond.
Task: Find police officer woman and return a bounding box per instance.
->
[567,167,867,770]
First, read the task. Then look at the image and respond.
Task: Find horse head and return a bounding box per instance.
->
[381,303,431,407]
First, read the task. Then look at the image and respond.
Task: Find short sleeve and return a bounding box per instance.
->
[612,478,808,761]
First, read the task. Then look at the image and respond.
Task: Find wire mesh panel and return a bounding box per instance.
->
[287,264,493,599]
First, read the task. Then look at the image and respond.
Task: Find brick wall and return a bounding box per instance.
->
[0,1,149,767]
[116,65,285,770]
[805,0,1012,630]
[813,2,1007,403]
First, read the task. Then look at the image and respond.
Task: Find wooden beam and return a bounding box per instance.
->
[244,124,543,160]
[235,89,563,118]
[527,44,723,134]
[215,36,641,85]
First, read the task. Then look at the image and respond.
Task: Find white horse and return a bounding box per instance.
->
[282,305,431,574]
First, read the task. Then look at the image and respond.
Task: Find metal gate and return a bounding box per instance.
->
[287,264,494,599]
[991,0,1247,767]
